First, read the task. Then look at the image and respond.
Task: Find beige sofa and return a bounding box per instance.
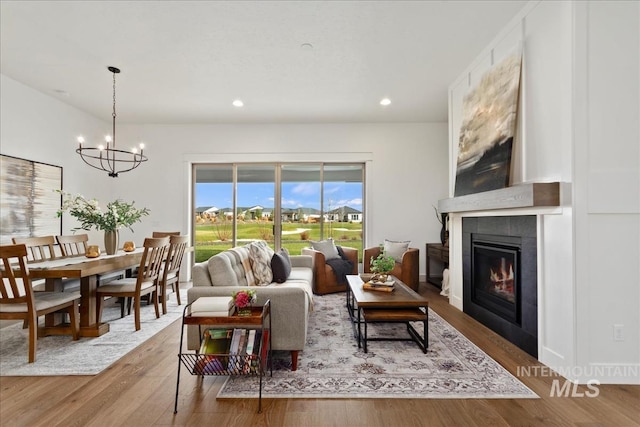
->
[187,242,313,371]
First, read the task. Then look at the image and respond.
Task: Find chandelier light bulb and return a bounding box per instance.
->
[77,136,85,144]
[105,135,112,143]
[232,99,244,107]
[139,143,145,150]
[380,98,391,106]
[98,144,105,150]
[132,148,138,154]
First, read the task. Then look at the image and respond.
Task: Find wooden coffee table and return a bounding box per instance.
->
[346,274,429,353]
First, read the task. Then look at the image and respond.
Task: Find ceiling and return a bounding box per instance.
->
[0,1,527,124]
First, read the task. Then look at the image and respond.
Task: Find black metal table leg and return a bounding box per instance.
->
[174,305,189,413]
[357,307,362,349]
[363,316,368,353]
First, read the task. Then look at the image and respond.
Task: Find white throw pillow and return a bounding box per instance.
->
[384,239,410,263]
[310,239,340,260]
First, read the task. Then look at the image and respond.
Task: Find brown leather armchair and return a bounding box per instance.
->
[363,246,419,291]
[301,246,358,295]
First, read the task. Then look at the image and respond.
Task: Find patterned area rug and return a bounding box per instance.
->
[217,293,537,399]
[0,297,184,376]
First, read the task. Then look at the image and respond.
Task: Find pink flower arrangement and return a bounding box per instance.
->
[232,289,256,308]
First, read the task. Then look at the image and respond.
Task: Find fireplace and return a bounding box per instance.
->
[462,216,537,357]
[472,237,520,324]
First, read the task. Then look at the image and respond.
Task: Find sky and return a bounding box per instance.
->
[196,182,362,211]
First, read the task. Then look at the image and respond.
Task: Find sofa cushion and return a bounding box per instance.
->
[384,239,410,263]
[206,253,240,287]
[271,248,292,283]
[288,266,313,286]
[227,246,255,286]
[192,261,212,287]
[277,274,314,311]
[248,240,274,285]
[310,239,340,260]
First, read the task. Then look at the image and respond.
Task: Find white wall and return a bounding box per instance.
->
[572,1,639,384]
[115,122,449,275]
[447,0,640,384]
[1,75,113,245]
[0,74,449,278]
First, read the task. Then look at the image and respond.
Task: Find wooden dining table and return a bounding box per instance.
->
[28,248,145,337]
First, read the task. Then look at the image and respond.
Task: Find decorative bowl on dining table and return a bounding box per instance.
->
[86,245,101,258]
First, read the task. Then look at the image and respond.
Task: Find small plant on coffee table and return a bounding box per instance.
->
[370,246,395,282]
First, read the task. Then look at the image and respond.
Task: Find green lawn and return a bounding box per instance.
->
[194,221,363,263]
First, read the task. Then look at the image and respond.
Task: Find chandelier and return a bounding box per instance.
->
[76,66,148,177]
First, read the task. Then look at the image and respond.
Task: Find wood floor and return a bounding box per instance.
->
[1,282,638,427]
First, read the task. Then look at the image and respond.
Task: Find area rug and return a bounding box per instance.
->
[0,297,184,376]
[217,293,537,399]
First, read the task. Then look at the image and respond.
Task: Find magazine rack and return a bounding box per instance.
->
[174,299,272,413]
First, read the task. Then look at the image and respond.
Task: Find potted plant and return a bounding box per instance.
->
[232,289,257,316]
[57,191,150,255]
[370,246,395,282]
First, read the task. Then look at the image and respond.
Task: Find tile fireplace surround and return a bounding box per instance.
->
[439,182,561,361]
[462,215,538,357]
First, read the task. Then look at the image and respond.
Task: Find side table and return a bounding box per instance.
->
[426,243,449,287]
[174,299,272,414]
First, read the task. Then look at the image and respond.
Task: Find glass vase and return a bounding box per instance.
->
[237,306,252,317]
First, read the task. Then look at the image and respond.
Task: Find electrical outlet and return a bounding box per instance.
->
[613,324,625,341]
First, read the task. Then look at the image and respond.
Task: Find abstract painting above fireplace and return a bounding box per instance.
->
[462,216,537,357]
[454,49,522,197]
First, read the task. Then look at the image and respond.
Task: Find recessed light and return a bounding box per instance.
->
[300,43,313,50]
[232,99,244,107]
[380,98,391,106]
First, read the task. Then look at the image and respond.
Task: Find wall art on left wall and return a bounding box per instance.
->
[0,154,62,244]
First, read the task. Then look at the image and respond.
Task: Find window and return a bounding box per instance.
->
[193,163,364,263]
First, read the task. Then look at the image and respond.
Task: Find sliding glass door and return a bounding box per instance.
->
[323,164,364,245]
[237,164,275,250]
[280,164,321,255]
[193,163,364,263]
[194,165,234,261]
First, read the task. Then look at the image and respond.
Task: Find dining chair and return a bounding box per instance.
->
[152,231,180,238]
[157,235,188,314]
[120,233,178,315]
[56,234,89,256]
[11,236,60,328]
[11,236,59,261]
[122,230,180,314]
[0,244,80,362]
[96,237,170,331]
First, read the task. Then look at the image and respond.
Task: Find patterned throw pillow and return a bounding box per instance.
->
[248,241,274,286]
[271,248,292,283]
[384,239,410,263]
[310,239,340,260]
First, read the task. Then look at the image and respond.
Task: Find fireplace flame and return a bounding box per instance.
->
[489,257,515,302]
[490,261,514,283]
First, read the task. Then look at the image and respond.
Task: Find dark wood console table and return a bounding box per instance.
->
[426,243,449,287]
